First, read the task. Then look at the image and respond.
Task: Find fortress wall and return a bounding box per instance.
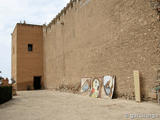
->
[43,0,160,99]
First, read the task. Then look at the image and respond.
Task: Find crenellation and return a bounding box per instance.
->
[43,0,160,100]
[46,0,81,28]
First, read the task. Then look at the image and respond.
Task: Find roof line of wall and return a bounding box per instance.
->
[46,0,81,29]
[17,23,43,27]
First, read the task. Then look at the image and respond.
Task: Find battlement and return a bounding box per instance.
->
[47,0,86,28]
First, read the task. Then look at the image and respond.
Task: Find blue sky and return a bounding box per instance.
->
[0,0,70,79]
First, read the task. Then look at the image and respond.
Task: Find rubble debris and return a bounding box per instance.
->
[56,82,80,94]
[150,0,160,20]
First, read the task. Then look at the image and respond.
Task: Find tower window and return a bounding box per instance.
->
[28,44,33,52]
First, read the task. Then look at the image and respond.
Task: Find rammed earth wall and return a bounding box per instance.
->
[43,0,160,99]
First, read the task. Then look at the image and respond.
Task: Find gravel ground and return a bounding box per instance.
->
[0,90,160,120]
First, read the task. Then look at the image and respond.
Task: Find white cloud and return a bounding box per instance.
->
[0,0,70,79]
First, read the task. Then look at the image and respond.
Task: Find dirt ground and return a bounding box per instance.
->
[0,90,160,120]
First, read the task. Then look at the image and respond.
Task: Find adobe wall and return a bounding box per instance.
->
[12,25,17,83]
[16,24,44,90]
[43,0,160,99]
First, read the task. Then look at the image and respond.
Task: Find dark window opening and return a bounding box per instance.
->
[33,76,41,90]
[28,44,33,52]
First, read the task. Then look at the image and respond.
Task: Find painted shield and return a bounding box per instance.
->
[81,78,91,92]
[90,78,101,98]
[103,76,115,99]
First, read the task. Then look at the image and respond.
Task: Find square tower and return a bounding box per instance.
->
[11,23,44,90]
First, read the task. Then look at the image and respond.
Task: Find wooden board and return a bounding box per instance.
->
[134,70,141,102]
